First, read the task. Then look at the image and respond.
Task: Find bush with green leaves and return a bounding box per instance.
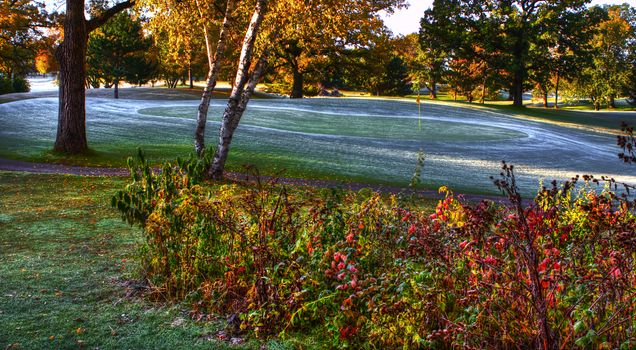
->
[113,152,636,348]
[0,76,29,94]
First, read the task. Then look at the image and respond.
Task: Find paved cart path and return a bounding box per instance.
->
[0,157,516,204]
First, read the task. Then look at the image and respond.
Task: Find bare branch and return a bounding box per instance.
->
[86,0,135,33]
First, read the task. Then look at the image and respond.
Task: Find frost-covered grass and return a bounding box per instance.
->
[0,172,335,349]
[0,172,227,349]
[1,92,635,195]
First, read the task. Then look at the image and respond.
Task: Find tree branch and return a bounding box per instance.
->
[86,0,135,33]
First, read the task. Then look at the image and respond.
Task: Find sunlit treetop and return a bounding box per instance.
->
[0,0,50,75]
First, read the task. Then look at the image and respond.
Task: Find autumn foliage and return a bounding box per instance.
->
[113,152,636,348]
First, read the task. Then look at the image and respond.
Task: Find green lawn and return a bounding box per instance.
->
[0,172,327,349]
[408,93,636,132]
[2,88,635,196]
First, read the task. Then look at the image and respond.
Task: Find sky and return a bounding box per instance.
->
[383,0,634,36]
[43,0,634,35]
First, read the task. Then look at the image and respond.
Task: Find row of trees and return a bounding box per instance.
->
[86,12,155,97]
[75,2,417,99]
[43,0,406,183]
[415,0,636,109]
[7,1,636,106]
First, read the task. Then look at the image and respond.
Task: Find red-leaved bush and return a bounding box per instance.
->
[113,153,636,349]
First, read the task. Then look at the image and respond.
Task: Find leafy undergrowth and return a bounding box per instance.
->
[113,154,636,349]
[0,172,311,349]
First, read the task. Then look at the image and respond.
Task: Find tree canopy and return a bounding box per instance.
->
[87,11,156,96]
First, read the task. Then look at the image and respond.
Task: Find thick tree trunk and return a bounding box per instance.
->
[54,0,88,154]
[609,95,616,109]
[54,0,133,154]
[430,81,437,99]
[511,31,527,108]
[209,0,267,179]
[290,65,303,99]
[114,80,119,99]
[194,0,235,157]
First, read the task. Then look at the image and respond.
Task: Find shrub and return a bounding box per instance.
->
[0,76,31,94]
[0,77,13,94]
[12,76,30,93]
[113,153,636,348]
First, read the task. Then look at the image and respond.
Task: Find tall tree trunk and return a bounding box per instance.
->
[290,65,303,99]
[114,80,119,99]
[430,81,437,99]
[511,34,527,108]
[554,73,560,109]
[194,0,235,156]
[54,0,88,154]
[542,91,548,108]
[609,94,616,109]
[188,62,194,89]
[54,0,133,154]
[512,73,524,107]
[209,57,267,179]
[209,0,267,179]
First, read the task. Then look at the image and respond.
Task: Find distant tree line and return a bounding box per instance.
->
[4,0,634,108]
[415,0,636,110]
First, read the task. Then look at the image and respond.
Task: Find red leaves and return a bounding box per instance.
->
[339,325,358,340]
[117,157,636,347]
[333,252,346,263]
[538,258,550,273]
[483,255,497,265]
